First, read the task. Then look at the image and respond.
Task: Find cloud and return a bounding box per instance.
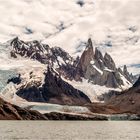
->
[0,0,139,74]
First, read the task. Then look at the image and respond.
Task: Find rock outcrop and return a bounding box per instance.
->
[104,52,116,71]
[11,37,51,64]
[7,74,21,85]
[10,37,75,79]
[133,76,140,88]
[77,38,94,75]
[122,65,137,83]
[0,97,48,120]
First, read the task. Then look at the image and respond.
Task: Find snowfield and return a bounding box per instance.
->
[0,0,139,74]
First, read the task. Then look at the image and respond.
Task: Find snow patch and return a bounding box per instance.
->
[57,56,65,65]
[104,67,113,72]
[90,60,95,65]
[92,65,103,75]
[62,77,120,102]
[119,73,132,90]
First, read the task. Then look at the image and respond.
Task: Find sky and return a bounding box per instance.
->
[0,0,140,74]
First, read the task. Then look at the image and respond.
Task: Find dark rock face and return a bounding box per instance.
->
[10,37,74,66]
[98,90,120,103]
[122,65,137,83]
[10,37,75,80]
[51,47,76,80]
[11,37,51,64]
[77,38,94,74]
[76,0,85,7]
[7,74,21,85]
[133,76,140,88]
[100,71,121,88]
[93,48,105,70]
[104,53,116,71]
[16,68,91,105]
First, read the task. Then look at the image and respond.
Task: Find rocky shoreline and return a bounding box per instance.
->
[44,112,140,121]
[0,96,139,120]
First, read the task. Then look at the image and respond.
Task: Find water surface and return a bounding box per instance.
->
[0,121,139,140]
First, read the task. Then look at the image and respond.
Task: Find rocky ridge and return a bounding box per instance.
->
[76,38,134,88]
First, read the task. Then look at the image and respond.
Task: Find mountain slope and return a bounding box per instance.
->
[15,67,91,105]
[106,76,140,115]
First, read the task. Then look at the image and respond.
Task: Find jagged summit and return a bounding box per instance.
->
[75,38,134,88]
[77,38,94,74]
[104,52,116,71]
[10,37,19,46]
[10,38,74,71]
[10,37,50,63]
[94,48,103,60]
[118,65,137,83]
[86,38,93,50]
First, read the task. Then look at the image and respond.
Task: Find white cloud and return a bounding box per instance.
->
[0,0,139,74]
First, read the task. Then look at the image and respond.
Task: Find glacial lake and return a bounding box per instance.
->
[0,121,140,140]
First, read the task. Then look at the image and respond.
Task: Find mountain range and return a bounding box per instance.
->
[10,37,136,87]
[6,37,136,104]
[0,36,138,120]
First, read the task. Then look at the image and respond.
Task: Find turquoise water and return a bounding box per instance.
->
[0,121,139,140]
